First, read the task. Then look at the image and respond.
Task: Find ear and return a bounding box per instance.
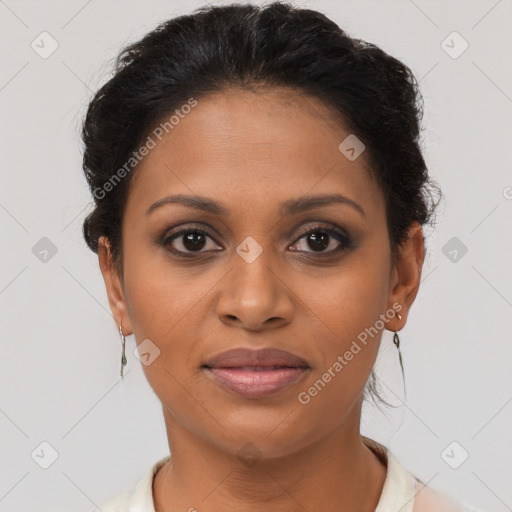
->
[387,222,425,331]
[98,236,133,335]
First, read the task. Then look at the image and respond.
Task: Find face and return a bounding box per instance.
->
[99,86,424,459]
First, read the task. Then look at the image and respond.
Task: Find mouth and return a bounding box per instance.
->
[201,347,310,399]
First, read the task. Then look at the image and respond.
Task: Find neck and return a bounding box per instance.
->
[153,407,387,512]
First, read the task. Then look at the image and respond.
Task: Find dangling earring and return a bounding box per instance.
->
[119,324,127,380]
[394,313,404,381]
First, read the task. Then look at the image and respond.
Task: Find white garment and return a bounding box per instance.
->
[95,440,482,512]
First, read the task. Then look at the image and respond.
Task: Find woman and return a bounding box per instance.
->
[82,2,478,511]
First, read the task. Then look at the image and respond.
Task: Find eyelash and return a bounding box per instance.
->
[160,223,353,259]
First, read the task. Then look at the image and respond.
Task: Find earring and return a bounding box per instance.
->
[394,312,404,380]
[119,324,127,380]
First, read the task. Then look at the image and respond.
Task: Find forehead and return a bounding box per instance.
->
[125,87,383,218]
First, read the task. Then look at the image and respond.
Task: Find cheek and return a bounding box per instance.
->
[122,234,210,337]
[293,243,391,402]
[121,249,217,401]
[301,246,391,344]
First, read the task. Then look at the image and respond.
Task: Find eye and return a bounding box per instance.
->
[162,227,222,256]
[160,223,352,259]
[289,225,352,257]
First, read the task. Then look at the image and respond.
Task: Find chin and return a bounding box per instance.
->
[199,406,323,461]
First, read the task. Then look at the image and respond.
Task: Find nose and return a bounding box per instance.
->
[216,254,294,332]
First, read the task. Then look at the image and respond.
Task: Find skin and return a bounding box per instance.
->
[98,86,425,512]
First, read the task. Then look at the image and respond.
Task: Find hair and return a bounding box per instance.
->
[80,1,440,407]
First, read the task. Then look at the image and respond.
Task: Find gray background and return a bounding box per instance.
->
[0,0,511,511]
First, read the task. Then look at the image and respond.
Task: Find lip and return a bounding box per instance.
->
[203,347,309,368]
[202,348,310,399]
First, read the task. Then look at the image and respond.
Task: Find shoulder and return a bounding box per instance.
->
[362,437,486,512]
[91,455,170,512]
[413,480,486,512]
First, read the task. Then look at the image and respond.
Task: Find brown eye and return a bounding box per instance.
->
[289,226,351,257]
[163,228,222,256]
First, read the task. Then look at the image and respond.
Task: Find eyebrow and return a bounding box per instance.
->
[146,193,366,218]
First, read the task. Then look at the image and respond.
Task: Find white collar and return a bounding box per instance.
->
[124,440,418,512]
